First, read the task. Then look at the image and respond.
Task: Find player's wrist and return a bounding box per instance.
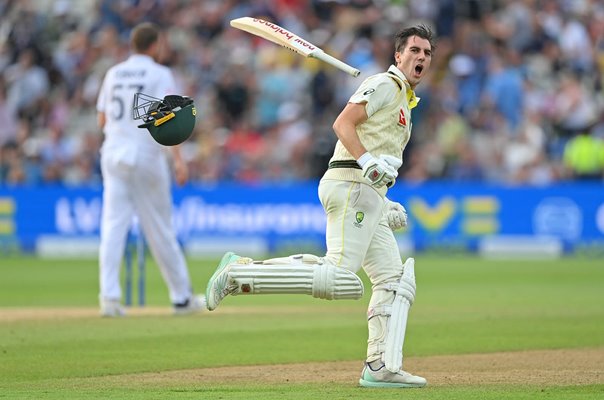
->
[357,152,373,169]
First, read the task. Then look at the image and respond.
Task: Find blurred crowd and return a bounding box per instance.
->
[0,0,603,187]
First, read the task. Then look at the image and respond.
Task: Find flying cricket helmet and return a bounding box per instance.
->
[133,93,196,146]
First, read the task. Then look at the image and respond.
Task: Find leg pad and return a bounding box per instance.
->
[229,256,364,300]
[367,258,416,373]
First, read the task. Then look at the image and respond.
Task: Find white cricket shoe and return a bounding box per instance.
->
[173,294,207,315]
[206,252,244,311]
[359,361,427,388]
[100,298,126,317]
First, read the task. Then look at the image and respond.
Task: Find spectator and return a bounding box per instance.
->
[0,79,19,146]
[0,0,602,187]
[3,48,49,121]
[563,128,604,180]
[482,52,525,131]
[551,72,600,137]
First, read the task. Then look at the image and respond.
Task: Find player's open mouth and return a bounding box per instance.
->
[414,64,423,75]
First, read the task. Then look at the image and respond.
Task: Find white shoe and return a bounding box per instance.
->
[100,298,126,317]
[205,252,244,311]
[173,294,207,315]
[359,361,427,388]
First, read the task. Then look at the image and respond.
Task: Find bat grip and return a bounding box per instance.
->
[312,50,360,77]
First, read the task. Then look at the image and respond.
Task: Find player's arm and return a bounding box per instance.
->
[332,102,368,159]
[333,78,400,188]
[332,102,396,188]
[171,144,188,186]
[97,112,106,129]
[333,77,396,160]
[96,70,110,130]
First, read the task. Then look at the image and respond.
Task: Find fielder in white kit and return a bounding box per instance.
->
[206,25,435,387]
[96,22,204,317]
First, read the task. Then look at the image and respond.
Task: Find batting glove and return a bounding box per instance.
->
[378,154,402,188]
[357,153,398,188]
[379,154,402,170]
[384,197,408,231]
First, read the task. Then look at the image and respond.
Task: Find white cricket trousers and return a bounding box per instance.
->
[318,179,403,284]
[319,178,406,362]
[99,150,192,304]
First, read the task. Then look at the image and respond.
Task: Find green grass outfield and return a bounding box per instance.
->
[0,254,603,399]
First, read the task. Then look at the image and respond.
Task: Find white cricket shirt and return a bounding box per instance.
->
[324,65,419,195]
[97,54,176,160]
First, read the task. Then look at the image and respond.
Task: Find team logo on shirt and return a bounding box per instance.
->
[398,108,407,126]
[354,211,365,228]
[363,88,375,96]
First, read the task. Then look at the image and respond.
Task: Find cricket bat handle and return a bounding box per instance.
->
[311,50,360,77]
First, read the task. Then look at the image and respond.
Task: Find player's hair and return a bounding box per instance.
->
[130,22,160,53]
[394,25,436,53]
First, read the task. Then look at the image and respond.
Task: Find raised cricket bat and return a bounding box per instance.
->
[230,17,361,77]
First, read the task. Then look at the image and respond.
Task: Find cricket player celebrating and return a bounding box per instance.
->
[206,25,434,388]
[96,22,205,317]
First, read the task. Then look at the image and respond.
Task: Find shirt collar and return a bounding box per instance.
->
[387,65,420,109]
[128,54,154,63]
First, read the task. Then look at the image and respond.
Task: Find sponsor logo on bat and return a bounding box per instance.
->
[253,19,293,40]
[293,38,316,50]
[252,19,315,50]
